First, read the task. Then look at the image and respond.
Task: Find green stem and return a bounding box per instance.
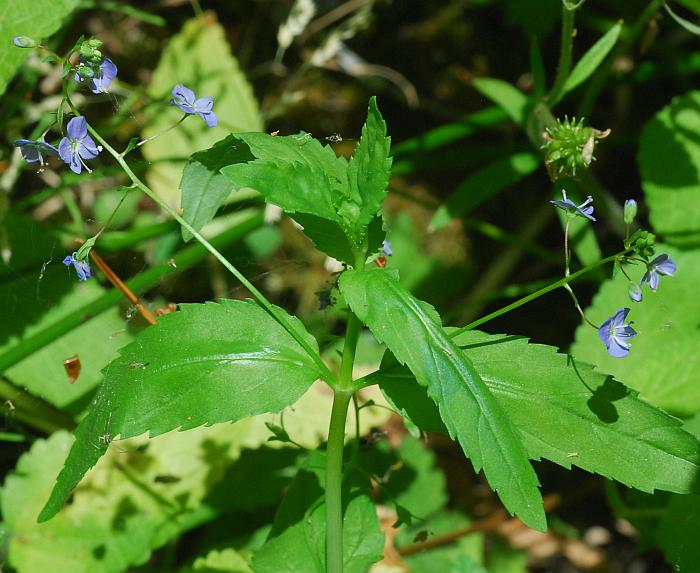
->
[325,389,352,573]
[84,122,337,386]
[451,250,628,336]
[548,5,576,106]
[0,378,75,433]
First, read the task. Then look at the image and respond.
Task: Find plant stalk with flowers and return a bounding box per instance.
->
[8,16,697,573]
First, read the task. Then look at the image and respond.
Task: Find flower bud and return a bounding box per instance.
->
[13,36,36,48]
[623,199,637,225]
[542,116,610,181]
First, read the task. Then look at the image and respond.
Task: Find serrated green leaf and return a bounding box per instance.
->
[562,21,622,95]
[39,299,322,522]
[638,91,700,245]
[0,0,79,96]
[180,134,255,241]
[378,329,700,495]
[339,269,545,531]
[142,17,262,203]
[343,96,392,231]
[225,152,340,221]
[430,152,539,231]
[251,450,384,573]
[472,78,529,127]
[572,245,700,416]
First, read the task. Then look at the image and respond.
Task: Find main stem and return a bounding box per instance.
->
[325,389,352,573]
[326,249,366,573]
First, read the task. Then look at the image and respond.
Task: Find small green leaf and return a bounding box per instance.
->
[251,450,384,573]
[343,96,392,232]
[339,269,546,531]
[377,330,700,495]
[39,299,322,522]
[472,78,529,126]
[562,21,622,95]
[430,152,539,231]
[180,134,255,241]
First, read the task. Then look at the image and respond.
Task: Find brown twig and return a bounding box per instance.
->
[76,239,157,325]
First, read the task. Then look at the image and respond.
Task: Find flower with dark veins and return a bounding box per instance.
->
[170,84,218,127]
[13,139,59,171]
[598,308,637,358]
[549,190,596,222]
[62,253,92,281]
[641,254,676,292]
[58,116,100,174]
[75,57,118,94]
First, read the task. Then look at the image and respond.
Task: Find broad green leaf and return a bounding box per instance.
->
[378,330,700,495]
[0,0,79,95]
[39,299,322,522]
[638,91,700,245]
[572,245,700,416]
[225,150,340,221]
[142,16,262,204]
[472,78,529,127]
[339,269,546,531]
[430,152,539,231]
[343,96,392,230]
[4,421,256,573]
[180,134,255,241]
[251,450,384,573]
[562,21,622,95]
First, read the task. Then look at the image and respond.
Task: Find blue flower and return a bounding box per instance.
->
[641,254,676,292]
[382,240,393,256]
[170,84,218,127]
[13,36,36,48]
[549,190,596,222]
[74,57,118,94]
[13,139,59,170]
[598,308,637,358]
[62,253,92,281]
[58,116,100,174]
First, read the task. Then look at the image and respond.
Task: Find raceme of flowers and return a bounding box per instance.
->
[12,38,220,281]
[549,192,677,358]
